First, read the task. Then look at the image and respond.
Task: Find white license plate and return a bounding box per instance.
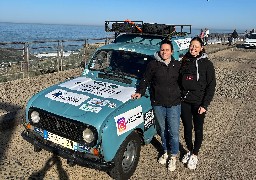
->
[47,131,77,150]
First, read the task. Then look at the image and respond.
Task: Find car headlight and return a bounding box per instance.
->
[31,111,40,123]
[83,128,95,143]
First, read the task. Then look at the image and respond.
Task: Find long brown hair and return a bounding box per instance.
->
[181,37,206,63]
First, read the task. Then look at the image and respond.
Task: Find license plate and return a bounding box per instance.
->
[46,131,77,150]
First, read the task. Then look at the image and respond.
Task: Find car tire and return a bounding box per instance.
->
[108,131,141,180]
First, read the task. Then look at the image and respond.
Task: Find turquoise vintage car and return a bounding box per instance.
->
[23,21,191,179]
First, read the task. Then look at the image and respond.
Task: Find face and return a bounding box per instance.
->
[160,43,173,61]
[189,40,203,57]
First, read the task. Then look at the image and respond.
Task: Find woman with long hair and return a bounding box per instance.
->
[179,37,216,170]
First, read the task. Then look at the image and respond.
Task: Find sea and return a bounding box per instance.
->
[0,22,245,43]
[0,22,110,42]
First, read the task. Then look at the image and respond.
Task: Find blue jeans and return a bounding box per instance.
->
[153,105,181,155]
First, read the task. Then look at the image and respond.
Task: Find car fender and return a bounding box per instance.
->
[100,99,148,162]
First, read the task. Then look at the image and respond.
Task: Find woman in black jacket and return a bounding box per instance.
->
[179,37,216,170]
[131,40,181,171]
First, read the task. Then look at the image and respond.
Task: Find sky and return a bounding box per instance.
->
[0,0,255,31]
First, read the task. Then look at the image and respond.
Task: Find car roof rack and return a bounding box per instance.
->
[105,20,191,39]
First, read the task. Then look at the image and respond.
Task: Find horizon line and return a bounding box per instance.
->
[0,21,247,32]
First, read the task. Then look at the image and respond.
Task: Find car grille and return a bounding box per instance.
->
[29,108,89,144]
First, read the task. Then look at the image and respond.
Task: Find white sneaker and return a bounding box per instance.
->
[187,155,198,170]
[158,152,168,165]
[168,157,176,171]
[182,152,191,164]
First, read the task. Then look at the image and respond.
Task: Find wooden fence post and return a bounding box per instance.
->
[83,39,87,67]
[57,41,60,72]
[23,43,30,78]
[57,40,64,71]
[60,40,63,71]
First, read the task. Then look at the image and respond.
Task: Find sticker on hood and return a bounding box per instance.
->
[79,104,102,113]
[87,98,110,106]
[45,89,89,106]
[114,106,143,136]
[59,77,136,102]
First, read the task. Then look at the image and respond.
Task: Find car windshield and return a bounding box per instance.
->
[88,49,154,79]
[248,34,256,39]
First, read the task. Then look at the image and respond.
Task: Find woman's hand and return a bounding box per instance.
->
[198,106,206,114]
[131,93,141,99]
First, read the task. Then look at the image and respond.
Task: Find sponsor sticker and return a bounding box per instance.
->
[87,98,110,107]
[186,75,194,81]
[108,103,116,108]
[87,98,116,108]
[114,106,143,136]
[79,104,102,113]
[174,38,191,50]
[82,69,90,76]
[45,89,89,106]
[144,109,155,131]
[59,77,136,102]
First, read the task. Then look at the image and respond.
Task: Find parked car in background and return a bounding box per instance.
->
[22,20,191,180]
[244,33,256,48]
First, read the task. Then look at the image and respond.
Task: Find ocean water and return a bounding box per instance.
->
[0,22,241,43]
[0,22,109,42]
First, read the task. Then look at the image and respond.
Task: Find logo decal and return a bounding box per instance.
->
[186,75,194,81]
[114,106,143,136]
[87,98,110,106]
[144,109,155,131]
[45,89,89,106]
[79,104,102,113]
[117,117,127,133]
[87,98,117,108]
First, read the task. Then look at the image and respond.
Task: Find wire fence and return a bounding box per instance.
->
[0,38,111,83]
[0,33,246,83]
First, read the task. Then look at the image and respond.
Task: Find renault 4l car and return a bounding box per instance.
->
[22,21,191,179]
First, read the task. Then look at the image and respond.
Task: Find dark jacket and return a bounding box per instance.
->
[136,52,181,106]
[179,52,216,109]
[232,30,238,39]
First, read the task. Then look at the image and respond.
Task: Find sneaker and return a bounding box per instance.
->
[187,155,198,170]
[158,152,168,165]
[182,152,191,164]
[168,157,176,171]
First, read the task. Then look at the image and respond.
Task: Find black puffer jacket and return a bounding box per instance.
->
[179,52,216,109]
[136,52,181,106]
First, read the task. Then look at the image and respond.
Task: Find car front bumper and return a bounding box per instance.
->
[244,43,256,48]
[22,129,114,171]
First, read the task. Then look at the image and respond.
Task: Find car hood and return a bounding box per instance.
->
[29,76,136,129]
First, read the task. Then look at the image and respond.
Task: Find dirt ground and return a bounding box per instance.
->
[0,44,255,180]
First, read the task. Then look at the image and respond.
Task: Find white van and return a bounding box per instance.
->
[244,33,256,48]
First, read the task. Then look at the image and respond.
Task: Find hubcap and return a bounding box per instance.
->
[122,140,136,172]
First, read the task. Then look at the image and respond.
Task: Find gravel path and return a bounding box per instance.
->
[0,45,255,180]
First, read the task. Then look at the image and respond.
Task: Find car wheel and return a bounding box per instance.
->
[108,131,141,180]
